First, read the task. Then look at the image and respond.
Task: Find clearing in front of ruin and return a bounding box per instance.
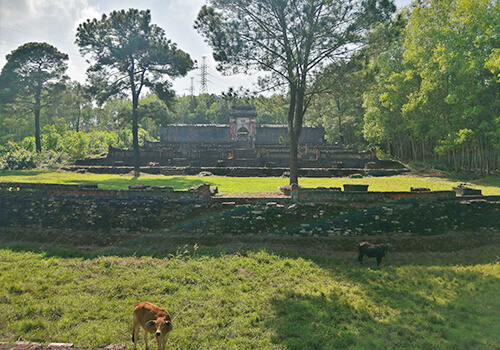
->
[1,170,500,195]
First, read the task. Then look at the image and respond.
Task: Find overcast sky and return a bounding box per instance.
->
[0,0,412,96]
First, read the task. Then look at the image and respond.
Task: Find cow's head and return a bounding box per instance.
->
[145,318,173,337]
[379,244,389,255]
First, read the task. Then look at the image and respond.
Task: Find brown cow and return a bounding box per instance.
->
[358,241,388,266]
[132,302,173,350]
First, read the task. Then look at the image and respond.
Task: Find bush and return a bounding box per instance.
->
[35,150,69,169]
[0,148,37,170]
[60,131,89,161]
[1,125,154,169]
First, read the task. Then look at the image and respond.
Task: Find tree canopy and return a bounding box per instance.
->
[76,8,194,176]
[363,0,499,173]
[0,42,68,152]
[195,0,396,184]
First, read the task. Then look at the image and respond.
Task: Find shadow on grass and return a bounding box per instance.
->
[0,170,47,177]
[1,229,499,349]
[268,265,500,350]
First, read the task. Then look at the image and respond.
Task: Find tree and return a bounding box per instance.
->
[76,9,194,176]
[309,58,368,147]
[402,0,499,173]
[364,0,500,173]
[0,42,68,152]
[195,0,395,184]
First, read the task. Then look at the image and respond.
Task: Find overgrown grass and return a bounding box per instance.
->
[0,249,498,349]
[1,170,500,195]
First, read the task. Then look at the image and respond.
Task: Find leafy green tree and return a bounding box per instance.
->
[310,59,368,147]
[362,13,416,159]
[254,95,288,125]
[195,0,395,184]
[76,9,194,176]
[402,0,499,172]
[364,0,499,172]
[62,82,93,133]
[0,42,68,152]
[138,95,174,139]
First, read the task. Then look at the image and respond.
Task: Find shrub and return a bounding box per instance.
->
[34,150,69,169]
[0,148,37,170]
[60,131,89,161]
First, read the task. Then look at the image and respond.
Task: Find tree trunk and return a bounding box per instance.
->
[287,84,298,185]
[129,60,142,178]
[76,104,81,133]
[132,97,140,178]
[289,136,299,184]
[131,77,141,178]
[34,86,42,153]
[288,84,305,185]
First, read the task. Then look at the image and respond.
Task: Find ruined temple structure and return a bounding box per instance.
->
[75,106,405,176]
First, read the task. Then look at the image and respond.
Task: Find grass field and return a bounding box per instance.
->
[0,247,499,350]
[1,170,500,195]
[1,170,499,349]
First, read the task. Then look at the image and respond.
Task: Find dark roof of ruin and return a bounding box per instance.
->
[258,124,322,129]
[165,124,322,129]
[167,124,227,128]
[230,105,257,117]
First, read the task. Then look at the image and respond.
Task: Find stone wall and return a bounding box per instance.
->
[159,124,326,145]
[76,143,383,169]
[255,125,325,145]
[160,124,230,143]
[1,183,498,237]
[0,182,212,231]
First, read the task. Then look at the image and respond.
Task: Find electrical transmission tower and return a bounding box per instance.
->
[199,56,210,94]
[189,77,195,96]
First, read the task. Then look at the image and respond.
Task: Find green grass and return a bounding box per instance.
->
[1,170,500,195]
[0,248,498,349]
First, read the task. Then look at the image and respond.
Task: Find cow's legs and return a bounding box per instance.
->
[358,252,364,265]
[142,329,149,350]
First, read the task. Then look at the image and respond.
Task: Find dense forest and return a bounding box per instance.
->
[0,0,498,175]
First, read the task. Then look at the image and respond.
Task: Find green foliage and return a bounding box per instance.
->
[363,0,500,172]
[76,8,194,174]
[309,59,368,147]
[76,9,194,106]
[0,249,498,349]
[195,0,396,184]
[0,143,37,170]
[0,42,69,152]
[0,126,153,169]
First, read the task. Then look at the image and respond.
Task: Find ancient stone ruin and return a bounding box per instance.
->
[71,106,406,176]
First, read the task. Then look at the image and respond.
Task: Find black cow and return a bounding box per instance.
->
[358,242,388,266]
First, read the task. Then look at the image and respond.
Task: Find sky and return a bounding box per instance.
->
[0,0,412,96]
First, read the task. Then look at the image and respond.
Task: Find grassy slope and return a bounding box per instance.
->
[0,249,498,350]
[1,170,500,195]
[1,170,499,349]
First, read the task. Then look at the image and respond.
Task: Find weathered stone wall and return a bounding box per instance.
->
[1,183,498,237]
[255,125,325,145]
[76,143,383,170]
[0,183,212,231]
[158,124,326,145]
[160,124,230,143]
